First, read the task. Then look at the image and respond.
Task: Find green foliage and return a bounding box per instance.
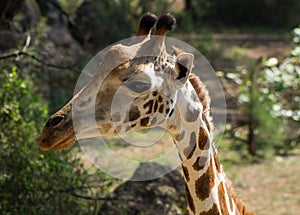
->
[137,0,171,15]
[32,17,84,114]
[194,39,216,56]
[178,0,216,29]
[59,0,85,15]
[70,0,138,50]
[178,0,300,31]
[70,0,172,51]
[0,65,115,214]
[227,27,300,155]
[228,46,247,60]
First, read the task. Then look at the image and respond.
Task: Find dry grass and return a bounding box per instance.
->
[220,148,300,215]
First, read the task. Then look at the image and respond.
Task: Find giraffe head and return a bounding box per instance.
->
[39,13,194,151]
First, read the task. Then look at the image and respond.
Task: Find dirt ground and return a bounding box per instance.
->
[221,149,300,215]
[212,36,299,215]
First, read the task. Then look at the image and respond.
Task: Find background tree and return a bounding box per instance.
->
[226,27,300,156]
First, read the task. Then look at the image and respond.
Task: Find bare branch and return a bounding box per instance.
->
[22,33,31,53]
[0,50,80,72]
[71,192,118,201]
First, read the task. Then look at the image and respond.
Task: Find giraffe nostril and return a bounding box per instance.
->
[46,115,65,127]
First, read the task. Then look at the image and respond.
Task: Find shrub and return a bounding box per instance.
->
[227,27,300,155]
[0,65,114,214]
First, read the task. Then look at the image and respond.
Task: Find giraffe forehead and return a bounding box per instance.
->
[145,70,164,87]
[109,51,176,86]
[123,64,171,92]
[140,55,175,74]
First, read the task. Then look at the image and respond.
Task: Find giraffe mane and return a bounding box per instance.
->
[188,73,213,131]
[189,74,253,213]
[226,177,252,214]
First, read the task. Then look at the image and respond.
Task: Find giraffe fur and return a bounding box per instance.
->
[39,12,253,215]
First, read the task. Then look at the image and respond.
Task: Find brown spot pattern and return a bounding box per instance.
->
[195,157,215,201]
[168,124,177,131]
[158,95,163,102]
[218,182,229,215]
[99,124,112,133]
[159,104,164,113]
[168,108,174,117]
[165,108,170,114]
[226,180,253,215]
[192,156,208,171]
[129,106,141,121]
[183,132,196,159]
[153,100,158,112]
[214,152,221,173]
[150,117,157,125]
[143,100,153,114]
[198,127,209,150]
[184,181,195,214]
[186,103,200,122]
[182,165,190,181]
[95,108,107,121]
[199,203,220,215]
[112,112,121,122]
[140,117,149,126]
[174,130,185,141]
[236,200,253,215]
[229,198,233,212]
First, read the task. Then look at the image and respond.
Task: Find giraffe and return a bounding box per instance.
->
[39,13,253,215]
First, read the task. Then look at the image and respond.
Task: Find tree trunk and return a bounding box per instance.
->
[0,0,25,29]
[248,123,256,156]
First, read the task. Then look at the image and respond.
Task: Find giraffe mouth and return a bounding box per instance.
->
[52,136,76,150]
[39,134,76,151]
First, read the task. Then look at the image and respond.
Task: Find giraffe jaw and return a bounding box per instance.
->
[39,101,77,151]
[39,134,76,151]
[39,121,76,151]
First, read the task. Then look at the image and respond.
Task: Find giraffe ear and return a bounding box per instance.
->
[174,53,194,85]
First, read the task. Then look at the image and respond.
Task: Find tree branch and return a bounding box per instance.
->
[0,50,80,72]
[71,192,118,201]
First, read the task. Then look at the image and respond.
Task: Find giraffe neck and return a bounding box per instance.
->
[167,82,250,215]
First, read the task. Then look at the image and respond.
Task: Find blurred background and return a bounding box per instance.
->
[0,0,299,214]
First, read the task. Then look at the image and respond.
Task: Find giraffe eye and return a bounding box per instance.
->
[125,81,151,93]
